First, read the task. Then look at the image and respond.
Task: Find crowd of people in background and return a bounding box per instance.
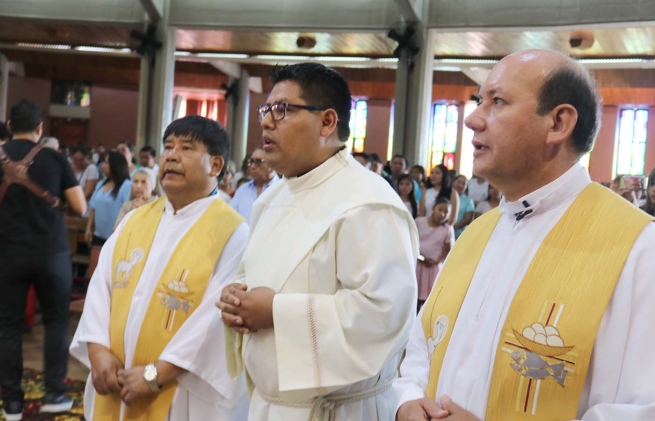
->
[346,149,655,309]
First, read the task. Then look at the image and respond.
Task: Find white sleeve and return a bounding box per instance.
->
[273,205,419,394]
[577,223,655,420]
[68,213,133,367]
[159,223,249,407]
[393,306,431,410]
[87,164,100,180]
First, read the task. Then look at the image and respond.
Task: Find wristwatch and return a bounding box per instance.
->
[144,363,161,393]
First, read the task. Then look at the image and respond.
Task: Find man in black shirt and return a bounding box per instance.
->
[0,100,86,420]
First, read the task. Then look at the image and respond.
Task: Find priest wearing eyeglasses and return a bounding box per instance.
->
[217,63,419,421]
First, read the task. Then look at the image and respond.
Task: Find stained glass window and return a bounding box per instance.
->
[347,100,368,153]
[430,103,459,171]
[616,108,648,176]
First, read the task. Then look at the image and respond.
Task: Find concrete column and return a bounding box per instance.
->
[392,23,436,168]
[135,0,176,157]
[231,68,250,166]
[0,54,9,121]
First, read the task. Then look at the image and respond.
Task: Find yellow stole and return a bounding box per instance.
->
[422,183,652,420]
[93,196,244,421]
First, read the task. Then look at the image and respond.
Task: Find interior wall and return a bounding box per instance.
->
[6,76,51,134]
[7,76,138,148]
[88,86,139,148]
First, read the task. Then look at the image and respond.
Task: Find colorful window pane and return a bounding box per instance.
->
[347,100,368,153]
[430,103,459,171]
[616,108,648,176]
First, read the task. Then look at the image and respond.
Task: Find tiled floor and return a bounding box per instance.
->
[22,315,90,382]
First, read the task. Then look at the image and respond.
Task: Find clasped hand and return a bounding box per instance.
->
[216,283,276,334]
[89,346,153,405]
[397,395,480,421]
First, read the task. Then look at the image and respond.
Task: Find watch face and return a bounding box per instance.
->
[144,368,156,382]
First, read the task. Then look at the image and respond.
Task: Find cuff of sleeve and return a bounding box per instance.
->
[394,384,427,414]
[69,335,111,369]
[224,326,243,379]
[273,293,315,392]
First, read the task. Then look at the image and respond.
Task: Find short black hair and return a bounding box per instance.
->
[536,66,601,155]
[370,153,383,163]
[0,122,10,140]
[352,152,372,163]
[434,197,451,208]
[392,154,408,167]
[10,100,45,134]
[270,63,352,141]
[140,145,156,158]
[70,144,90,158]
[163,115,230,158]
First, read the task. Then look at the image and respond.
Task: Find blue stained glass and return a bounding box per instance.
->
[347,99,368,153]
[431,102,460,170]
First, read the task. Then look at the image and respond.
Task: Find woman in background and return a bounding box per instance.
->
[418,164,459,225]
[114,169,158,229]
[475,184,501,219]
[117,141,137,177]
[452,174,475,239]
[85,152,131,246]
[70,144,99,202]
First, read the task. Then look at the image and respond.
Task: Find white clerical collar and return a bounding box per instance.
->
[284,148,350,194]
[498,162,591,221]
[164,194,218,217]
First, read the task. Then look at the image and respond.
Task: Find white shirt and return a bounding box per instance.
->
[394,163,655,420]
[475,200,494,215]
[70,195,249,421]
[424,188,439,218]
[467,178,489,203]
[76,163,100,189]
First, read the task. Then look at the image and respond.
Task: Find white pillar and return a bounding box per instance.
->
[0,54,9,121]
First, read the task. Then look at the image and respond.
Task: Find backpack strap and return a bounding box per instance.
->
[0,144,62,208]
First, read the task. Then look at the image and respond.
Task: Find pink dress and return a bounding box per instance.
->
[415,217,454,300]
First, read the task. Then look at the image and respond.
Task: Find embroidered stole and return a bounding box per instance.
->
[421,183,652,420]
[93,197,243,421]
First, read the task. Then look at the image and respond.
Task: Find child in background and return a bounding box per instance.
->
[397,174,418,219]
[415,197,455,309]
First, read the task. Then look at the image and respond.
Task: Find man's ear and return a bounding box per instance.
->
[319,109,339,139]
[545,104,577,148]
[210,155,225,178]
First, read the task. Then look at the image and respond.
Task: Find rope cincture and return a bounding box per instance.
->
[259,375,396,421]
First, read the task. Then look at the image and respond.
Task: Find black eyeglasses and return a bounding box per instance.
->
[257,102,328,123]
[247,158,266,166]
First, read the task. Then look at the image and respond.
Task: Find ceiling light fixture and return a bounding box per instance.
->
[253,55,311,61]
[197,53,249,59]
[17,43,72,50]
[74,46,131,53]
[576,58,646,64]
[312,56,371,62]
